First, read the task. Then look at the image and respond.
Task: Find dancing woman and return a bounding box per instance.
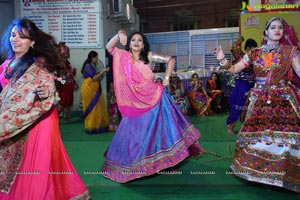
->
[102,30,202,183]
[0,18,89,199]
[81,51,110,134]
[214,17,300,192]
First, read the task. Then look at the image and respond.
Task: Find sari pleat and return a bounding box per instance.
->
[81,77,109,134]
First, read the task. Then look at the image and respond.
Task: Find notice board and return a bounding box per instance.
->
[20,0,101,48]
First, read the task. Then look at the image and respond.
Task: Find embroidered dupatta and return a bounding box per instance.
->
[0,63,56,140]
[0,63,56,193]
[110,47,163,117]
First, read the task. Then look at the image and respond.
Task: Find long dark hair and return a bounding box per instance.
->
[125,31,150,64]
[210,72,222,89]
[81,50,98,74]
[244,38,257,50]
[0,18,62,78]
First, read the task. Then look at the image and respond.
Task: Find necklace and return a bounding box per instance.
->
[130,52,141,64]
[262,44,280,52]
[132,56,140,62]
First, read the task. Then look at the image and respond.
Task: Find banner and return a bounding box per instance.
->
[20,0,101,48]
[240,12,300,48]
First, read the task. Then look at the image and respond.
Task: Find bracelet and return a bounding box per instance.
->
[117,30,126,40]
[217,54,225,61]
[220,60,232,70]
[165,76,169,80]
[241,59,249,68]
[219,59,228,67]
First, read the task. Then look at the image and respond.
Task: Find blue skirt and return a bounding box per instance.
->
[102,90,201,182]
[227,79,254,124]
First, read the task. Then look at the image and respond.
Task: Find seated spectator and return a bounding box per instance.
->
[168,74,185,96]
[174,88,187,115]
[168,74,187,114]
[187,73,211,116]
[206,72,224,113]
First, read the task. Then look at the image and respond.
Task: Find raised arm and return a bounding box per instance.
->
[214,46,247,74]
[150,52,175,86]
[106,30,127,52]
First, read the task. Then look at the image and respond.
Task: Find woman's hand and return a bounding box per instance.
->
[162,78,169,86]
[118,30,127,46]
[103,67,110,73]
[214,45,225,61]
[35,80,50,99]
[106,30,127,51]
[212,89,222,93]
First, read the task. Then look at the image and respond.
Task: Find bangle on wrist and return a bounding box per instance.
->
[117,33,121,40]
[117,30,126,39]
[220,60,232,70]
[241,59,249,68]
[165,76,169,80]
[217,54,225,61]
[219,59,228,67]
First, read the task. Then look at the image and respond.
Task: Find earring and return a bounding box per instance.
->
[284,34,289,40]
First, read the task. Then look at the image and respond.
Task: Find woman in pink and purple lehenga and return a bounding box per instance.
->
[101,30,202,183]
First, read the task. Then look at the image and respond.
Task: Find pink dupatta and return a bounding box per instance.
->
[110,47,163,117]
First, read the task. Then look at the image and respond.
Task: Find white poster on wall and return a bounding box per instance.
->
[20,0,101,48]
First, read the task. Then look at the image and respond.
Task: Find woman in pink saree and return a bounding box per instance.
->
[0,18,89,200]
[101,30,202,183]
